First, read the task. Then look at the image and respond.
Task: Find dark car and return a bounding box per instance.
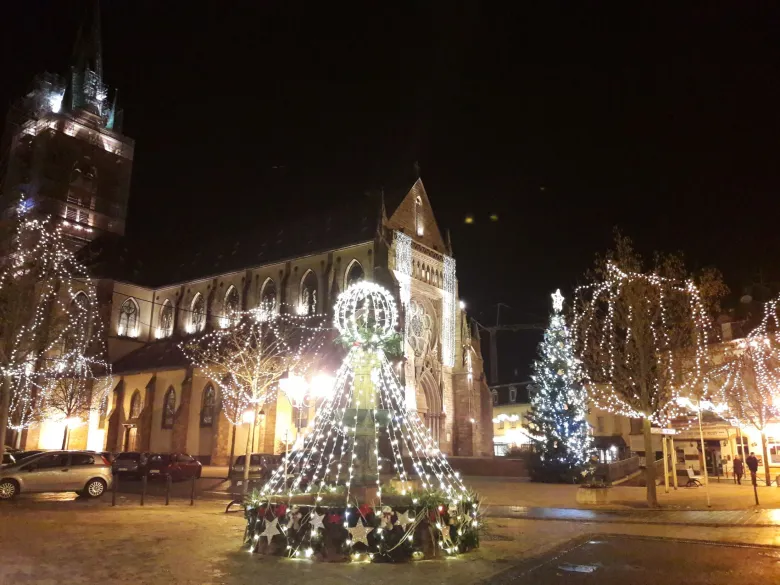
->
[112,452,148,478]
[145,453,202,481]
[229,453,281,493]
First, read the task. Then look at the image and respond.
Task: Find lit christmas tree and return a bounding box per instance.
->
[527,289,594,482]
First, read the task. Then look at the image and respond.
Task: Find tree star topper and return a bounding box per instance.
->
[348,520,374,546]
[551,289,564,313]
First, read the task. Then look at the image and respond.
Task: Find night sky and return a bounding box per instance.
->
[3,2,780,381]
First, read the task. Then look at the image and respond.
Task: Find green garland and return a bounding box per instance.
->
[244,490,482,562]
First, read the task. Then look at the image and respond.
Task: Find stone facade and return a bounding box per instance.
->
[19,179,493,463]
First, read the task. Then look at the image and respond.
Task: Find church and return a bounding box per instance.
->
[1,6,493,463]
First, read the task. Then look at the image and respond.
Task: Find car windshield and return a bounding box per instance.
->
[148,454,170,465]
[234,455,275,466]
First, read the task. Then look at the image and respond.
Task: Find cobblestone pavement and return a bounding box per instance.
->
[2,495,780,584]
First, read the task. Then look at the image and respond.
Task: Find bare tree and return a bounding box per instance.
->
[181,308,327,496]
[0,216,108,459]
[572,234,722,507]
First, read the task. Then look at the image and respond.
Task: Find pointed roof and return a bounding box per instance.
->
[71,0,103,79]
[385,178,449,255]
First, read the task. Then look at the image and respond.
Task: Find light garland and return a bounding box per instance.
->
[527,290,594,479]
[247,281,480,562]
[572,262,711,426]
[442,256,456,367]
[0,214,111,445]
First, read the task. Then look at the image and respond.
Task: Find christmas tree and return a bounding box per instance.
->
[527,290,594,482]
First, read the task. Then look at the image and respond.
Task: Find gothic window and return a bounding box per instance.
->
[491,390,498,406]
[509,386,517,403]
[158,299,174,337]
[407,299,434,356]
[299,270,318,316]
[345,260,364,288]
[162,387,176,429]
[190,293,206,333]
[221,285,240,327]
[118,298,139,337]
[415,196,424,236]
[129,390,142,419]
[200,384,215,427]
[259,278,277,320]
[65,291,91,351]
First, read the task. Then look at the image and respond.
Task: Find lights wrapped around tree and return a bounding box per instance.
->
[244,281,482,562]
[0,215,111,452]
[526,290,595,482]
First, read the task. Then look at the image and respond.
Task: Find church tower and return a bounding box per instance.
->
[0,0,134,248]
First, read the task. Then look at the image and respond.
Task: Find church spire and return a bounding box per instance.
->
[68,0,108,120]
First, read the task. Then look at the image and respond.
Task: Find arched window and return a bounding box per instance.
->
[158,299,173,338]
[65,291,91,351]
[491,390,498,406]
[345,260,364,288]
[415,196,424,236]
[118,298,139,337]
[162,387,176,429]
[189,293,205,333]
[129,390,142,419]
[299,270,318,316]
[509,386,517,403]
[258,278,277,321]
[200,384,216,427]
[221,285,240,328]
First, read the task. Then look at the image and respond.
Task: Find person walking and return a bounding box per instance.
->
[746,452,759,485]
[733,455,744,485]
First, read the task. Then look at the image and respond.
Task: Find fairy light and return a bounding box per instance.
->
[527,289,594,474]
[572,262,710,426]
[0,215,112,436]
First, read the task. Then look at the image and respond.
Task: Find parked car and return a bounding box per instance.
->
[0,450,113,499]
[12,450,45,463]
[145,453,202,481]
[229,453,281,492]
[112,452,148,478]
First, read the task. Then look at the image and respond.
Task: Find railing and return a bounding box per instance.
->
[595,455,640,484]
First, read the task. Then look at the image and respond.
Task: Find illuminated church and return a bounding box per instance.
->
[2,5,493,463]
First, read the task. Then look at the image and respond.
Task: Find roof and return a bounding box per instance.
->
[112,339,189,375]
[82,195,384,288]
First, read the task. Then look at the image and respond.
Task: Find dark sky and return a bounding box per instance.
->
[3,2,780,381]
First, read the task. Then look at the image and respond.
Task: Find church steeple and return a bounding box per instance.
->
[67,0,114,126]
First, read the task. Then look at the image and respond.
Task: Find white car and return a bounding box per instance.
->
[0,451,113,499]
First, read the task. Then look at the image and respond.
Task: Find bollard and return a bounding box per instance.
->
[165,473,171,506]
[190,475,196,506]
[141,474,147,506]
[752,473,760,506]
[112,472,117,507]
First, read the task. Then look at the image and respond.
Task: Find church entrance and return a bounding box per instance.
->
[123,425,137,452]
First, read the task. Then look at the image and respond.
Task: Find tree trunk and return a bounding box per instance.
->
[761,431,772,487]
[241,404,257,498]
[643,417,659,507]
[0,376,11,461]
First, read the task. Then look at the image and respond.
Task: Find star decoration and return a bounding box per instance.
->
[347,520,373,546]
[260,517,281,542]
[396,510,414,529]
[308,511,325,531]
[551,289,564,313]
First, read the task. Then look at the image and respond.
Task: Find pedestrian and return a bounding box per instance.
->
[733,455,744,485]
[746,452,759,485]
